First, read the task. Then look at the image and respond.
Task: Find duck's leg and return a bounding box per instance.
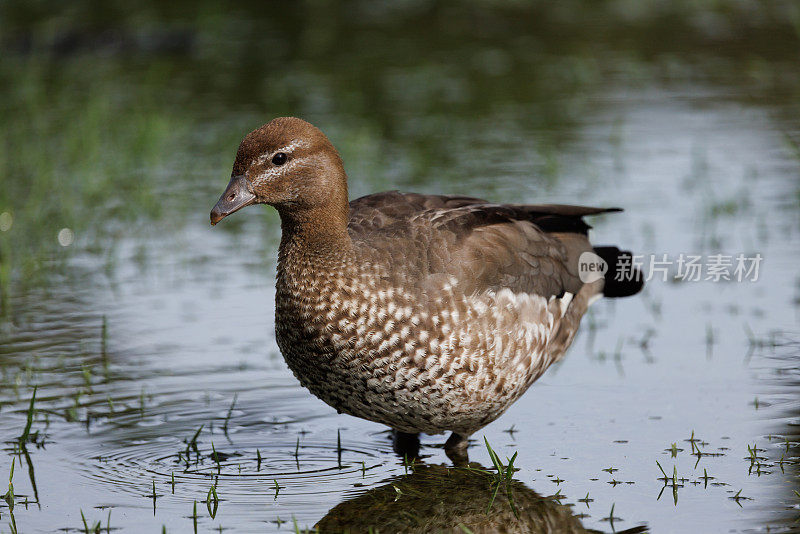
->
[444,432,470,465]
[392,430,420,460]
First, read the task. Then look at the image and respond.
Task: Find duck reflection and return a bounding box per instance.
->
[316,463,647,534]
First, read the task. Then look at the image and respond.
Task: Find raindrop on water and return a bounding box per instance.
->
[58,227,74,247]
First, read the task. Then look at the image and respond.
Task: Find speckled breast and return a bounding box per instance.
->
[275,254,565,435]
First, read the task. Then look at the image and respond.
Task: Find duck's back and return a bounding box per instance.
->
[347,191,611,299]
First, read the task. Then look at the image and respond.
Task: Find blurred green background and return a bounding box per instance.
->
[1,0,798,304]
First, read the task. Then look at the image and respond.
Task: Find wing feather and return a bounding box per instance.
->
[348,192,617,299]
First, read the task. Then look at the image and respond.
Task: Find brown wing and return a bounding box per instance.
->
[348,192,619,299]
[348,191,487,235]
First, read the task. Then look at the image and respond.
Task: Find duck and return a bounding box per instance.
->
[210,117,643,461]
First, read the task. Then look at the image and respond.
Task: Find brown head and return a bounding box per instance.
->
[210,117,349,238]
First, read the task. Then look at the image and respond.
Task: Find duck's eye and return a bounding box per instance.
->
[272,152,288,166]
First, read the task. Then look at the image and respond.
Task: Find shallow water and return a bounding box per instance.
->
[1,2,799,533]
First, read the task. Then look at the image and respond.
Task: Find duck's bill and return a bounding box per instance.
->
[210,175,256,225]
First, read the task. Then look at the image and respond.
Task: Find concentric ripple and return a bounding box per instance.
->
[72,430,394,500]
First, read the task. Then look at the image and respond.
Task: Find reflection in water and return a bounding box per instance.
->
[316,463,647,534]
[758,332,800,529]
[16,444,39,507]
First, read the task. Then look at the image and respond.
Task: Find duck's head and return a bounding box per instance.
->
[210,117,348,226]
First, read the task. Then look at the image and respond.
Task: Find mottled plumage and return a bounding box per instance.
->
[210,117,642,457]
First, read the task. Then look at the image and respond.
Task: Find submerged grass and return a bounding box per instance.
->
[18,386,37,444]
[190,500,198,533]
[206,484,219,519]
[222,394,237,436]
[481,437,519,517]
[3,458,14,511]
[79,508,101,534]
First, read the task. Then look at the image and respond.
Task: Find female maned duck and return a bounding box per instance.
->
[210,117,642,461]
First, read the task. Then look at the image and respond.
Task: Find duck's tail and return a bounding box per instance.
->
[593,246,645,298]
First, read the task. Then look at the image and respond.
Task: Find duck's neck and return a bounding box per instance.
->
[276,199,353,278]
[275,156,353,275]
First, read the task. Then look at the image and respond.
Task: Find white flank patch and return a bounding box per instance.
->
[559,292,574,317]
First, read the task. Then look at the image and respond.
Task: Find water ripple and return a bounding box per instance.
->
[70,427,394,502]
